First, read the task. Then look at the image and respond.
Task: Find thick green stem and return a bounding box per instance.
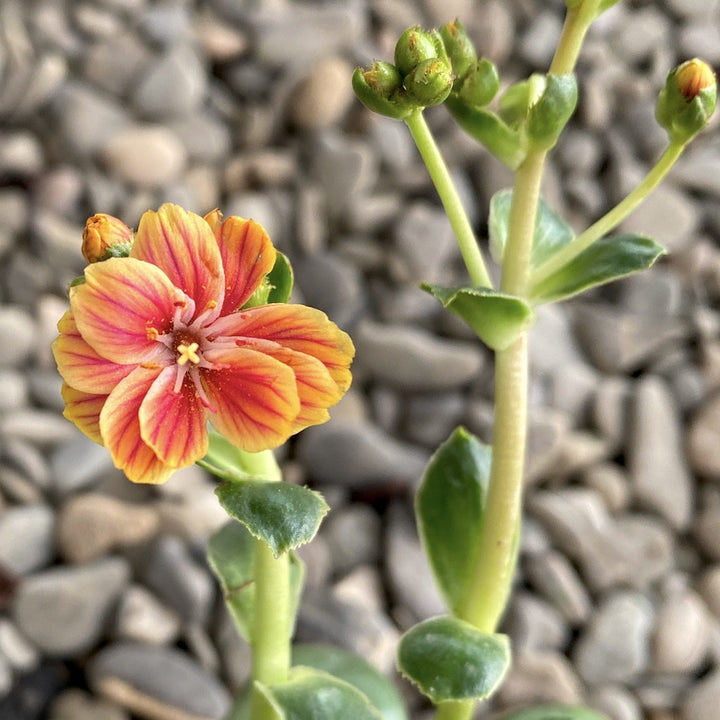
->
[550,0,601,75]
[405,109,494,289]
[531,140,685,287]
[247,451,291,720]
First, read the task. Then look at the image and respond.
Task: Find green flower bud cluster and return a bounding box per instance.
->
[656,58,717,144]
[352,26,454,119]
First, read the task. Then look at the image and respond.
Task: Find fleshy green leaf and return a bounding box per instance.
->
[267,251,294,304]
[495,705,611,720]
[206,520,305,642]
[416,427,491,615]
[397,616,510,703]
[422,283,534,351]
[529,234,667,304]
[216,480,329,557]
[292,645,408,720]
[488,189,574,267]
[266,667,383,720]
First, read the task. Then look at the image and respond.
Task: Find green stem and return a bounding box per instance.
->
[405,109,494,289]
[550,0,601,75]
[246,451,291,720]
[530,140,685,287]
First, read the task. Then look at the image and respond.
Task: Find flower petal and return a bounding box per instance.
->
[138,366,209,468]
[53,311,134,394]
[61,383,106,444]
[132,203,225,319]
[211,304,354,392]
[201,347,300,452]
[236,338,342,431]
[100,365,175,484]
[71,257,184,365]
[204,211,276,314]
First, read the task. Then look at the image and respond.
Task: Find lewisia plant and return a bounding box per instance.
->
[53,203,354,484]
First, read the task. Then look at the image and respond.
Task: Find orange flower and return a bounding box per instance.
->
[53,204,354,484]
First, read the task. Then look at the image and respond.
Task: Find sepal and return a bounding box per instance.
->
[527,74,578,150]
[352,62,414,120]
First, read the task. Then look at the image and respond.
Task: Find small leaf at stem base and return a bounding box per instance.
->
[397,616,510,703]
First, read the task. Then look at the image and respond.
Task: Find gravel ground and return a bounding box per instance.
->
[2,1,720,719]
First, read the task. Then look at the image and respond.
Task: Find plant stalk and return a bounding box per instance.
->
[405,109,494,289]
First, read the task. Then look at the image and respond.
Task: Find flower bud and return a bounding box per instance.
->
[394,26,441,78]
[352,61,414,119]
[81,213,134,264]
[456,58,500,108]
[404,57,454,107]
[656,58,717,144]
[439,20,477,89]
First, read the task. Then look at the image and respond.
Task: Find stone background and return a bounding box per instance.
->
[1,0,720,719]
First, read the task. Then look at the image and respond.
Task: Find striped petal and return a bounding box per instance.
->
[61,383,106,444]
[236,338,342,431]
[138,366,209,468]
[53,311,134,394]
[211,304,354,392]
[201,347,300,453]
[100,365,175,484]
[71,257,184,365]
[132,204,225,320]
[204,210,276,314]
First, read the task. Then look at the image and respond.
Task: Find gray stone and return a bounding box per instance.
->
[592,375,631,452]
[673,149,720,199]
[628,375,693,530]
[392,201,459,284]
[681,669,720,720]
[496,650,584,707]
[133,45,207,119]
[503,592,570,652]
[525,410,571,485]
[405,392,466,448]
[141,536,215,626]
[574,591,655,685]
[0,131,44,177]
[49,688,129,720]
[82,33,150,96]
[698,565,720,618]
[0,306,35,368]
[385,502,447,622]
[168,114,232,164]
[652,590,710,675]
[102,125,187,187]
[589,685,643,720]
[113,585,180,646]
[13,557,130,656]
[297,420,429,488]
[88,641,231,720]
[50,435,117,495]
[687,393,720,480]
[288,56,355,131]
[2,437,51,490]
[524,551,592,626]
[0,618,39,672]
[582,463,632,513]
[694,503,720,560]
[0,505,55,577]
[0,369,28,410]
[519,10,563,67]
[353,320,484,390]
[57,493,160,564]
[322,505,381,576]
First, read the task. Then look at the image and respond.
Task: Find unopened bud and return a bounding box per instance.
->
[456,58,500,108]
[656,58,717,144]
[439,20,477,89]
[404,57,454,106]
[394,26,442,78]
[81,213,133,264]
[352,61,414,119]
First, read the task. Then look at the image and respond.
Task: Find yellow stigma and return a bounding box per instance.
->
[177,342,200,365]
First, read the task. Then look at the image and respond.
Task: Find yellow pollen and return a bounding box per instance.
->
[177,342,200,365]
[147,327,159,341]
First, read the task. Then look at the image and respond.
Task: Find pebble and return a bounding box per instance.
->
[288,56,355,131]
[0,370,28,411]
[573,591,655,685]
[140,536,215,626]
[132,45,207,119]
[0,619,38,673]
[694,503,720,560]
[353,320,484,390]
[296,420,429,488]
[628,375,693,530]
[680,669,720,720]
[0,306,35,368]
[322,505,381,576]
[88,641,231,720]
[652,590,709,675]
[57,493,160,564]
[82,33,150,97]
[589,685,643,720]
[404,391,466,448]
[12,557,130,656]
[0,504,55,575]
[687,393,720,480]
[102,125,187,187]
[0,131,45,178]
[496,650,584,707]
[698,565,720,618]
[50,435,119,496]
[49,688,129,720]
[504,591,570,652]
